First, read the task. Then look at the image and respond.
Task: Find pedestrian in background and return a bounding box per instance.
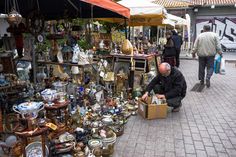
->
[172,29,183,68]
[192,25,222,88]
[162,31,177,66]
[183,29,188,50]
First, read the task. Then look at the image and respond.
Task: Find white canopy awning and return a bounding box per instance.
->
[118,0,166,16]
[116,0,167,26]
[162,18,176,27]
[165,13,187,26]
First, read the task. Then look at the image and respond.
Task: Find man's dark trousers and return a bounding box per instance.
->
[198,56,215,81]
[176,49,181,67]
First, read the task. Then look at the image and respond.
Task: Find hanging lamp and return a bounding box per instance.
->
[7,9,22,26]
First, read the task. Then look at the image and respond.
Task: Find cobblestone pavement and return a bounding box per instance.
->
[113,59,236,157]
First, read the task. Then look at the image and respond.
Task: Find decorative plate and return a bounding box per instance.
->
[37,34,44,43]
[59,132,75,143]
[25,142,49,157]
[60,154,73,157]
[41,89,57,95]
[102,117,113,124]
[88,139,102,148]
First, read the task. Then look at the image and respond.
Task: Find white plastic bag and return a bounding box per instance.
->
[220,57,226,75]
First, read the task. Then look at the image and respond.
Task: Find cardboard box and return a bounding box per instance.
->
[138,98,168,119]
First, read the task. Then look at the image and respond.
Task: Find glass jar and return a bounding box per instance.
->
[53,81,68,102]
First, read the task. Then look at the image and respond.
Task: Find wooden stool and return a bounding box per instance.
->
[15,126,48,157]
[44,101,70,126]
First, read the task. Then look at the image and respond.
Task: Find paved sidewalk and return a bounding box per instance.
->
[113,59,236,157]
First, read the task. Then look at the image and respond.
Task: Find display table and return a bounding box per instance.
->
[112,54,160,72]
[112,54,161,90]
[92,54,113,63]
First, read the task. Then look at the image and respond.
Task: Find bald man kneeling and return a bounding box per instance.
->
[142,63,187,112]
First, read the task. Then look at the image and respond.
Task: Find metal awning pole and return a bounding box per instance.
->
[32,38,36,83]
[128,26,131,40]
[124,18,127,39]
[156,26,159,46]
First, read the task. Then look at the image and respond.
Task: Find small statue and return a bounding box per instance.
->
[48,40,62,63]
[116,69,128,96]
[71,44,81,75]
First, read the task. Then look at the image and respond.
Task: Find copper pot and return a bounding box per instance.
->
[11,141,23,157]
[93,147,102,157]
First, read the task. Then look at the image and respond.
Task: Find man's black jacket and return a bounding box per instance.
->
[146,67,187,99]
[172,30,183,50]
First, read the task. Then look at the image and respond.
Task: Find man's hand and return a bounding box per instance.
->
[156,94,165,99]
[141,92,149,101]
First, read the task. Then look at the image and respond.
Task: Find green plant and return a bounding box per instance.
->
[35,41,50,53]
[78,39,92,50]
[99,21,125,33]
[57,38,67,46]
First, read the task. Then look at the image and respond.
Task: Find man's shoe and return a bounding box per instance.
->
[172,102,182,112]
[172,107,180,112]
[206,79,210,88]
[200,80,204,85]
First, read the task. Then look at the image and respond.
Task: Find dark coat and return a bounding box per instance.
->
[163,38,176,57]
[146,67,187,99]
[172,31,183,50]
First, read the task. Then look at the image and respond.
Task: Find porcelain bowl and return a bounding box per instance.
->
[41,89,57,105]
[13,102,44,119]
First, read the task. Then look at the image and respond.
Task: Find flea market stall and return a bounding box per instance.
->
[0,0,158,157]
[0,0,180,156]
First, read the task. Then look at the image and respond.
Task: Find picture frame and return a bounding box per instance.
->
[113,62,130,75]
[113,62,130,94]
[147,56,158,76]
[133,71,143,90]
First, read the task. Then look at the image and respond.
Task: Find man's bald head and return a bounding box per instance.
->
[159,62,171,76]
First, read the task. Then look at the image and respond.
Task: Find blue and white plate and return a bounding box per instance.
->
[26,142,49,157]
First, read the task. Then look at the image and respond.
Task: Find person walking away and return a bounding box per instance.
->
[184,29,188,50]
[162,31,177,66]
[172,29,183,68]
[192,25,222,88]
[142,62,187,112]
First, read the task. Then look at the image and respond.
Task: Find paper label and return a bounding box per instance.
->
[46,123,58,130]
[100,71,105,77]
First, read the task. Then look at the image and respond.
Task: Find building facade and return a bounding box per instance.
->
[154,0,236,51]
[192,5,236,51]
